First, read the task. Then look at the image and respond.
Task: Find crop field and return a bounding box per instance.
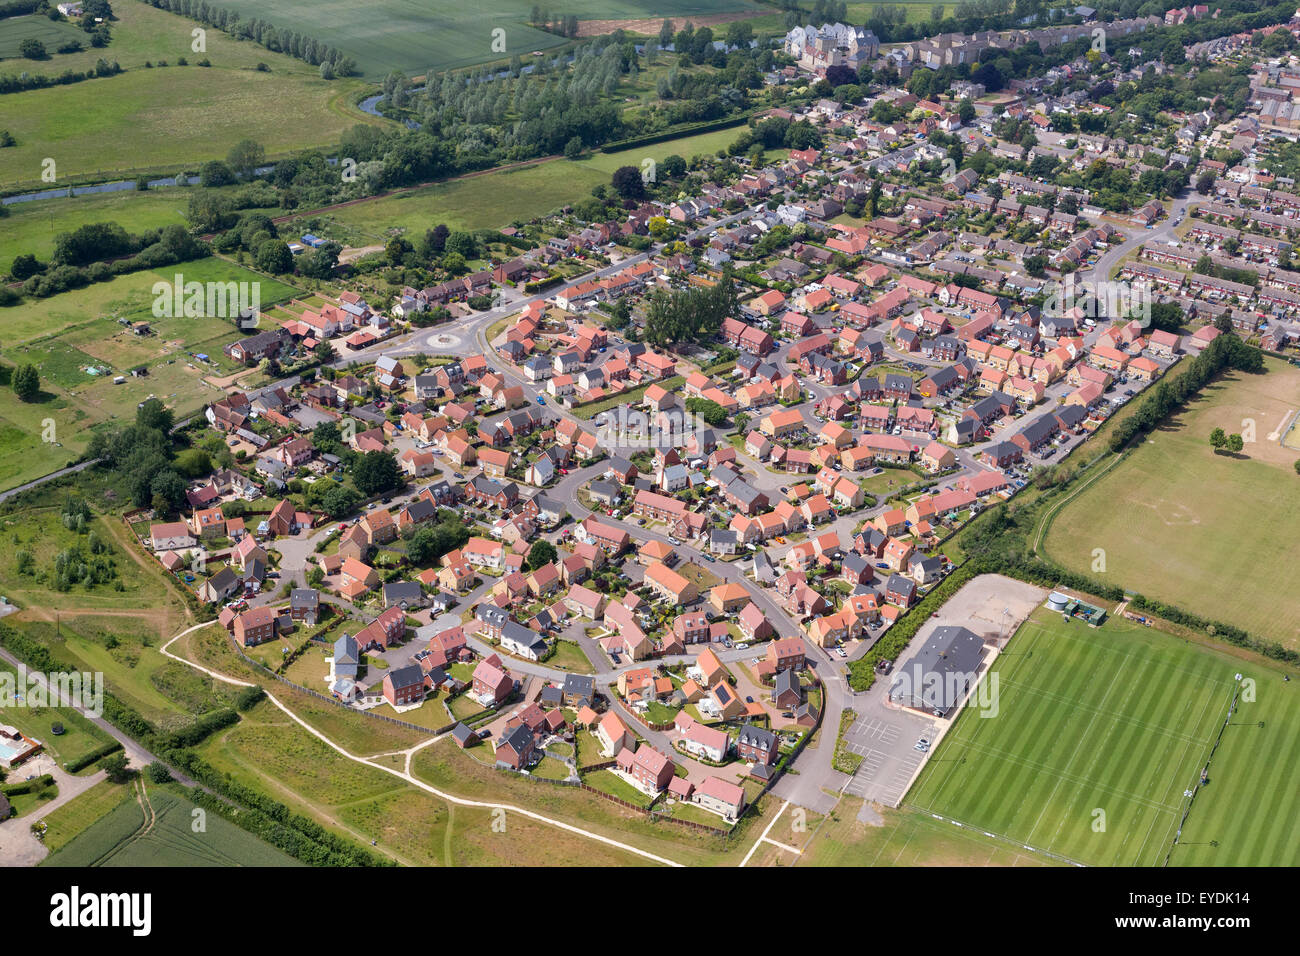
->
[42,785,301,866]
[199,0,758,78]
[0,259,297,491]
[1043,358,1300,649]
[0,14,88,60]
[906,608,1300,867]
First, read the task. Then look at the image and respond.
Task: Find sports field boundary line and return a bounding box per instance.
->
[1162,682,1241,867]
[900,804,1086,868]
[1031,449,1129,557]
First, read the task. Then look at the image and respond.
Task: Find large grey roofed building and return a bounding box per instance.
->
[888,625,985,718]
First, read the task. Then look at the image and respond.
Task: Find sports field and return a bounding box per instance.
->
[42,785,301,866]
[910,608,1300,866]
[908,609,1243,866]
[1043,358,1300,649]
[200,0,758,77]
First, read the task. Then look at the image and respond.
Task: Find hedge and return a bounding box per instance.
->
[65,741,124,774]
[167,749,393,867]
[2,774,55,796]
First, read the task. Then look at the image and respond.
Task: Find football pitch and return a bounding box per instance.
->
[906,608,1299,867]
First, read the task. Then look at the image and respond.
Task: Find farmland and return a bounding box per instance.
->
[41,784,301,866]
[906,608,1300,867]
[198,0,760,78]
[0,0,383,189]
[0,14,88,60]
[1043,358,1300,649]
[0,259,298,491]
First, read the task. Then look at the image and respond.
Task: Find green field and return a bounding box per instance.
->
[199,0,758,77]
[908,608,1299,867]
[0,259,297,491]
[0,1,384,188]
[0,14,88,60]
[1043,358,1300,649]
[42,785,301,866]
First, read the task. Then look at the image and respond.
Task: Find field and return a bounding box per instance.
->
[199,0,759,77]
[0,2,384,188]
[906,607,1300,867]
[0,183,278,276]
[41,784,301,866]
[797,800,1055,867]
[581,126,768,174]
[32,780,132,852]
[0,14,88,60]
[1043,358,1300,649]
[284,159,609,245]
[0,259,297,491]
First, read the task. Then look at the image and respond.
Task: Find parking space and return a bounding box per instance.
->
[838,706,934,807]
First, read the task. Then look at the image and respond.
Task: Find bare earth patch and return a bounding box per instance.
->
[576,12,763,37]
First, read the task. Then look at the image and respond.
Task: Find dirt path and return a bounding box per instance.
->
[159,625,684,866]
[576,12,763,37]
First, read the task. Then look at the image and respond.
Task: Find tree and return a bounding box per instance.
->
[1209,427,1227,452]
[175,447,211,478]
[352,450,400,496]
[255,238,293,274]
[1196,171,1216,195]
[1227,433,1244,454]
[526,538,557,571]
[19,38,47,59]
[227,139,266,179]
[313,340,336,363]
[564,136,585,160]
[146,761,172,784]
[319,484,361,519]
[11,363,39,402]
[100,752,132,783]
[611,165,646,200]
[137,397,174,433]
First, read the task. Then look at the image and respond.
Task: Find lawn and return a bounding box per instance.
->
[0,666,116,769]
[41,785,301,866]
[1042,358,1300,649]
[904,608,1287,867]
[546,638,596,674]
[197,0,757,77]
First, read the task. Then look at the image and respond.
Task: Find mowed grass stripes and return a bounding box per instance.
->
[908,609,1237,867]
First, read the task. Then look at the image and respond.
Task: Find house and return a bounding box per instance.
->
[472,658,514,705]
[643,561,698,606]
[767,636,806,672]
[674,712,729,762]
[232,606,277,648]
[562,673,595,708]
[596,711,635,756]
[383,664,427,707]
[693,775,745,821]
[289,588,320,625]
[771,668,803,710]
[494,724,536,770]
[736,724,779,766]
[615,744,675,795]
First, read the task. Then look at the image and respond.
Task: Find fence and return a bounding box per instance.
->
[223,632,455,737]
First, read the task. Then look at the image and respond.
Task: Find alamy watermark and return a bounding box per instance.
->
[0,661,104,719]
[595,407,714,451]
[152,273,261,328]
[1042,273,1152,327]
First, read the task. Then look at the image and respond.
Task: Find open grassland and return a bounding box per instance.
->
[0,183,278,275]
[42,784,301,866]
[1043,358,1300,649]
[906,609,1299,867]
[581,126,764,173]
[798,799,1056,867]
[0,260,296,490]
[0,14,87,60]
[190,698,653,865]
[0,67,375,187]
[198,0,757,77]
[286,160,608,244]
